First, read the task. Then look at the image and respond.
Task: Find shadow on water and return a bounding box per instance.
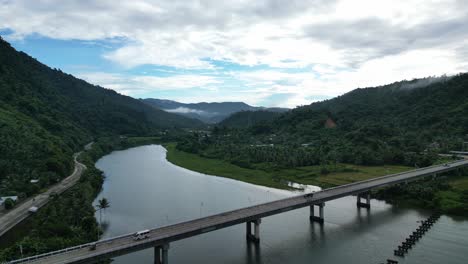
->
[95,145,468,264]
[309,221,326,245]
[243,206,419,264]
[246,241,262,264]
[100,221,110,233]
[446,214,468,223]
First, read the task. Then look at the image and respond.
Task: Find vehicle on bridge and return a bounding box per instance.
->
[9,159,468,264]
[133,229,150,241]
[28,206,38,213]
[89,242,97,251]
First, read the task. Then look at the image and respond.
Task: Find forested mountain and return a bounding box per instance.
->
[263,74,468,165]
[142,98,288,123]
[219,110,282,128]
[275,75,467,143]
[0,37,201,196]
[179,74,468,169]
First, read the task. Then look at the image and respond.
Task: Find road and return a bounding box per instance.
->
[10,159,468,264]
[448,151,468,159]
[0,142,93,238]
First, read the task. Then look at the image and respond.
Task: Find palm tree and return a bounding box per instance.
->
[96,198,110,225]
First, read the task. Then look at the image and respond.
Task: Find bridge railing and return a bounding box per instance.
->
[310,159,467,196]
[6,160,467,264]
[6,231,137,264]
[7,242,94,264]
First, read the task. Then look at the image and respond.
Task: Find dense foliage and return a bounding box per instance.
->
[0,137,167,262]
[0,143,104,262]
[179,74,468,169]
[0,37,201,196]
[373,169,468,216]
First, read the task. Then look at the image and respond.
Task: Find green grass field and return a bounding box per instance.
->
[449,175,468,191]
[155,142,468,215]
[164,143,286,188]
[163,143,413,189]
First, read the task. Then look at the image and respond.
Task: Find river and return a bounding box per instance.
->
[93,145,468,264]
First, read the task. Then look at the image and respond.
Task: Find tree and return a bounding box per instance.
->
[4,198,15,210]
[96,198,110,224]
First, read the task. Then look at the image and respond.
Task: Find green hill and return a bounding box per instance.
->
[273,75,468,160]
[0,37,201,196]
[178,74,468,168]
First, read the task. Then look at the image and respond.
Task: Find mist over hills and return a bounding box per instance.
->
[141,98,289,123]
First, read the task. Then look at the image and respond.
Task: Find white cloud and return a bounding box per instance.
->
[230,48,464,107]
[77,72,221,95]
[3,0,465,69]
[1,0,467,107]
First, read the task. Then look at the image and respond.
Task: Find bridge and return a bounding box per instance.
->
[8,159,468,264]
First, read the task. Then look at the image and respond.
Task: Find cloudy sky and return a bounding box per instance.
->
[1,0,467,107]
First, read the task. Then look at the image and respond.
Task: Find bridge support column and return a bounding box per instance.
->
[310,203,325,224]
[154,243,170,264]
[357,192,371,209]
[246,219,261,243]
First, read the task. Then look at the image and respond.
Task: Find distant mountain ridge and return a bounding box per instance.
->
[141,98,288,123]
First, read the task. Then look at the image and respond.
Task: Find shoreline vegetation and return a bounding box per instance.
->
[0,137,166,262]
[2,137,467,261]
[163,143,413,189]
[163,142,468,216]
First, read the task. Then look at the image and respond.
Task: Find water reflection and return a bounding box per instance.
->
[246,242,262,264]
[93,145,468,264]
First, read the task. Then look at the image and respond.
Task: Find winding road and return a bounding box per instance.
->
[0,142,93,238]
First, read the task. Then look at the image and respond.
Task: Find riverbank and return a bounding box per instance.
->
[164,143,468,216]
[87,144,468,264]
[163,143,412,189]
[3,139,465,261]
[0,137,164,262]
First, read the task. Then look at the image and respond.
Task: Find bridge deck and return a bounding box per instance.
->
[10,159,468,264]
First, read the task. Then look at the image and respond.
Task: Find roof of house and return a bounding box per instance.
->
[0,196,18,204]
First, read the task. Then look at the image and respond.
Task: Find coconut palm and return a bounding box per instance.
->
[96,198,110,225]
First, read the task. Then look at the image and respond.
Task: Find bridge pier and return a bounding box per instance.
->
[246,219,261,243]
[310,203,325,224]
[154,243,170,264]
[357,192,371,209]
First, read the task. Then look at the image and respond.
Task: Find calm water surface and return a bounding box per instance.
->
[94,145,468,264]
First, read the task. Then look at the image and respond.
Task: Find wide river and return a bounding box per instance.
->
[94,145,468,264]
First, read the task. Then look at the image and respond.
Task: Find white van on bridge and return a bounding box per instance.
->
[133,229,150,241]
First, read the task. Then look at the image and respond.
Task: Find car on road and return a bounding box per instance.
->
[133,230,150,241]
[304,193,314,199]
[28,206,38,213]
[443,163,450,167]
[89,242,97,251]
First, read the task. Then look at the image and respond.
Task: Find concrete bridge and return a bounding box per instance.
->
[7,159,468,264]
